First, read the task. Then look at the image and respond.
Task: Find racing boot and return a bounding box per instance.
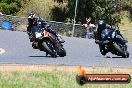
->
[27,32,34,42]
[99,44,107,56]
[32,41,38,49]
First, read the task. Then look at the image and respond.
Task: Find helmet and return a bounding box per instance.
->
[97,20,106,29]
[28,13,37,25]
[28,13,36,19]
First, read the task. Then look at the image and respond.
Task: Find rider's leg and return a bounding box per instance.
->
[99,44,107,56]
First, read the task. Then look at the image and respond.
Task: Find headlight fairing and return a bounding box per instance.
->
[35,32,42,38]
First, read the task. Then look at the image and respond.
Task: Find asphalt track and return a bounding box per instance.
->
[0,30,132,67]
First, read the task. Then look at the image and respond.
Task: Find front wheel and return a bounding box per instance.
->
[42,42,57,57]
[122,51,129,58]
[58,47,66,57]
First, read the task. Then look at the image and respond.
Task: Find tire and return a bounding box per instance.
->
[32,43,38,49]
[113,43,129,58]
[42,42,57,57]
[58,48,66,57]
[100,49,106,56]
[123,51,129,58]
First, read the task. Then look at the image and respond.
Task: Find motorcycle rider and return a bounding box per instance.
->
[27,13,61,53]
[94,20,126,55]
[27,13,58,42]
[27,13,38,41]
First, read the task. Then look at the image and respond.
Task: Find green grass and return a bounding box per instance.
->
[0,70,132,88]
[121,31,132,42]
[17,0,64,20]
[119,15,132,42]
[119,16,132,31]
[17,0,53,19]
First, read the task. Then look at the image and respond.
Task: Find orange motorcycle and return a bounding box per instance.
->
[32,26,66,57]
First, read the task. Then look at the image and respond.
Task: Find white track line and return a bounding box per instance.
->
[0,48,6,55]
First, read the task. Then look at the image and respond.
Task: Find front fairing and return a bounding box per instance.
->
[32,26,43,33]
[31,26,44,40]
[101,28,113,44]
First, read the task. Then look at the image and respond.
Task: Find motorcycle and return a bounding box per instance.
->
[31,26,66,57]
[96,28,129,58]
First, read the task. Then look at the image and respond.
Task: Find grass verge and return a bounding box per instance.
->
[121,30,132,43]
[0,65,132,88]
[119,15,132,42]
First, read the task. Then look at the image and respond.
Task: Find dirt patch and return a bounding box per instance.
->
[0,64,132,74]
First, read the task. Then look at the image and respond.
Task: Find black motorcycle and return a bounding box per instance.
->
[97,28,129,58]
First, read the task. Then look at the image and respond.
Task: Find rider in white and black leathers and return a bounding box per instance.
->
[27,13,58,42]
[94,20,126,55]
[27,13,59,50]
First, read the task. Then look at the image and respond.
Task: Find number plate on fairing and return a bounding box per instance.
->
[36,33,42,38]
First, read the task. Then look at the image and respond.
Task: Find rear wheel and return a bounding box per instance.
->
[113,43,129,58]
[42,42,57,57]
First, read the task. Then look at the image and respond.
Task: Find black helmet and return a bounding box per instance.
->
[97,20,106,29]
[28,13,36,19]
[28,13,37,25]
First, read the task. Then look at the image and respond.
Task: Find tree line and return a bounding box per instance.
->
[53,0,132,25]
[0,0,132,25]
[0,0,28,15]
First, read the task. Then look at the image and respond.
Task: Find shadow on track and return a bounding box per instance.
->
[95,55,126,59]
[29,56,51,58]
[105,56,125,58]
